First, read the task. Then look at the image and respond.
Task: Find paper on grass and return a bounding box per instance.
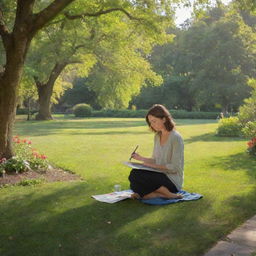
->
[92,190,133,203]
[123,161,162,173]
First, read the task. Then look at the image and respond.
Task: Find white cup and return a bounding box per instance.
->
[114,184,121,192]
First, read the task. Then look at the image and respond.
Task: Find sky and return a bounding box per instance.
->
[174,0,232,26]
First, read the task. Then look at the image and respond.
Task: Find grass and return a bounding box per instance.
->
[0,116,255,256]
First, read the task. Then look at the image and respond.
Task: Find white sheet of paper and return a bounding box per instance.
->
[92,190,133,203]
[123,161,162,173]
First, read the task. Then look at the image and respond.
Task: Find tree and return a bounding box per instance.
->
[0,0,177,158]
[57,77,99,110]
[24,19,96,120]
[0,0,76,158]
[141,6,256,112]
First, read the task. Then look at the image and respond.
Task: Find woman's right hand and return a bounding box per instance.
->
[131,153,144,161]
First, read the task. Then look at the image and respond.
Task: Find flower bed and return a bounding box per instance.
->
[247,137,256,156]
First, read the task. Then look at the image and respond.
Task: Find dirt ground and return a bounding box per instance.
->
[0,167,82,187]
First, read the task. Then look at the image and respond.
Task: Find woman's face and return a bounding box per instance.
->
[148,115,166,132]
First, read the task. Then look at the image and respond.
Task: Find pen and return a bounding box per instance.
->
[129,145,139,161]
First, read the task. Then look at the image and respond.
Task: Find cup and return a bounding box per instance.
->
[114,184,121,192]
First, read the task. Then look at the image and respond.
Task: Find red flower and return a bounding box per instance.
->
[247,141,253,148]
[40,154,47,159]
[27,140,32,145]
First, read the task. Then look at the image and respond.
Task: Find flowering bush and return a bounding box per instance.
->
[247,137,256,156]
[0,136,49,175]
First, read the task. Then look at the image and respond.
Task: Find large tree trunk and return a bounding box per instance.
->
[35,62,68,120]
[36,83,54,120]
[0,38,30,158]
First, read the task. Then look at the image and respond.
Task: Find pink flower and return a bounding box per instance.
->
[27,140,32,145]
[0,158,6,163]
[33,152,39,158]
[40,154,47,159]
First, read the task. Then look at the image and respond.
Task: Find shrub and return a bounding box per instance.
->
[73,103,92,117]
[4,157,30,173]
[242,121,256,138]
[91,109,219,119]
[216,117,242,137]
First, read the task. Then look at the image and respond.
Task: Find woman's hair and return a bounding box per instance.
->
[146,104,175,132]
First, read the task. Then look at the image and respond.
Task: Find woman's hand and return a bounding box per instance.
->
[131,152,144,161]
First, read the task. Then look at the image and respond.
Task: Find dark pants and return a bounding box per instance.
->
[128,169,178,197]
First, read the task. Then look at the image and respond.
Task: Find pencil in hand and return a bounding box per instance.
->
[129,145,139,161]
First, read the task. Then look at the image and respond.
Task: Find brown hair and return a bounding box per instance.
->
[146,104,175,132]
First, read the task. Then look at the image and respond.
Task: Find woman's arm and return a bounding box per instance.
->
[131,153,155,163]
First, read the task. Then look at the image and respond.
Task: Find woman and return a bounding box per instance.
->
[129,104,184,199]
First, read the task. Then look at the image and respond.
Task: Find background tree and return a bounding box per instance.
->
[133,5,256,112]
[0,0,179,158]
[57,77,99,111]
[24,18,96,120]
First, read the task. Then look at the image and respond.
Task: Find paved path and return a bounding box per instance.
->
[204,215,256,256]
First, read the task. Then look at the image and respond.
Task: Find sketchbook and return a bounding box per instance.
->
[123,161,162,173]
[92,190,133,203]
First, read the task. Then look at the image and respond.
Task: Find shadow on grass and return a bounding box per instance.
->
[208,152,256,174]
[184,133,245,144]
[0,180,216,256]
[208,152,256,230]
[14,119,147,137]
[14,118,217,137]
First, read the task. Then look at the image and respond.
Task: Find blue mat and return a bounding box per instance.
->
[140,190,203,205]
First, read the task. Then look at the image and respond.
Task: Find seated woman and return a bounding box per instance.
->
[129,104,184,200]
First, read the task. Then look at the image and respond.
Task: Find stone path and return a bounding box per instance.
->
[204,215,256,256]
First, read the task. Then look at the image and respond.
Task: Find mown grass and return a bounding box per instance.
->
[0,117,255,256]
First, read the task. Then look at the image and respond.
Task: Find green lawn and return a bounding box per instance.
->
[0,117,255,256]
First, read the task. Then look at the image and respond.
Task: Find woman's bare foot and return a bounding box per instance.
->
[142,186,183,199]
[131,193,140,199]
[171,193,183,199]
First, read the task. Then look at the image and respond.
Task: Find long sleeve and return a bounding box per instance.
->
[165,135,184,174]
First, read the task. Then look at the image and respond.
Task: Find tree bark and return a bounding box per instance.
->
[35,62,68,120]
[0,36,30,158]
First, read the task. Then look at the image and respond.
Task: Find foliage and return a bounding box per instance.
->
[0,136,49,174]
[3,157,30,173]
[134,6,256,112]
[216,117,242,137]
[18,179,45,186]
[242,121,256,138]
[92,109,220,119]
[57,77,99,110]
[238,78,256,125]
[246,137,256,156]
[73,103,93,117]
[20,0,177,112]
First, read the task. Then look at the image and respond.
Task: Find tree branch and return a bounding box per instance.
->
[64,7,142,21]
[30,0,75,34]
[0,7,10,45]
